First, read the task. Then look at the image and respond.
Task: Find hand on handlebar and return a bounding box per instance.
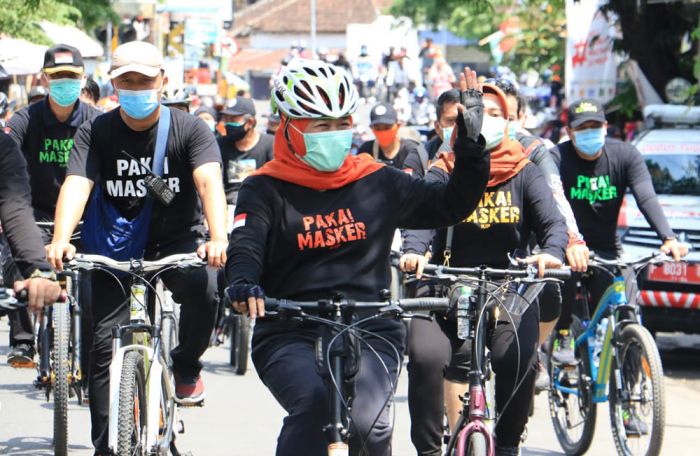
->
[226,283,265,319]
[399,253,428,279]
[566,242,590,273]
[197,238,228,269]
[45,242,76,271]
[14,278,61,313]
[660,238,688,262]
[522,253,563,278]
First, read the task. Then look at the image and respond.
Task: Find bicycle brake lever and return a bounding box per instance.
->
[403,312,433,321]
[378,304,403,319]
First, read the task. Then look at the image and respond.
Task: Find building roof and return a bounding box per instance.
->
[233,0,393,35]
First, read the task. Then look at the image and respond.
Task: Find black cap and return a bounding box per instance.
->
[370,102,397,126]
[568,98,606,128]
[43,44,84,75]
[221,96,256,116]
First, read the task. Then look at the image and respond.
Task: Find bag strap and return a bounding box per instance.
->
[152,106,170,177]
[443,226,454,266]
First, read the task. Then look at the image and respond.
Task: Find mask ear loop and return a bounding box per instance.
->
[283,117,305,160]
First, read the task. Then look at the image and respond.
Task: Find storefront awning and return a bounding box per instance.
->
[0,38,47,75]
[40,21,104,58]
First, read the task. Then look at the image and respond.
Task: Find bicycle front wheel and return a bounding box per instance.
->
[117,351,148,456]
[229,315,250,375]
[548,335,597,455]
[52,301,71,456]
[609,324,665,456]
[467,432,487,456]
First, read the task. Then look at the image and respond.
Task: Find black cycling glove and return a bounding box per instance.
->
[457,88,484,142]
[225,284,265,304]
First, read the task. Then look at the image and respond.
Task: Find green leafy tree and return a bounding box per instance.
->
[0,0,116,44]
[392,0,566,75]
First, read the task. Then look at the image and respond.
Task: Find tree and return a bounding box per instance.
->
[393,0,699,100]
[391,0,566,76]
[0,0,116,44]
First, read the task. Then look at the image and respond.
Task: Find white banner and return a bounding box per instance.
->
[565,0,617,103]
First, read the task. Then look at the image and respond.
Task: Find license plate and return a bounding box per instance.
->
[647,263,700,285]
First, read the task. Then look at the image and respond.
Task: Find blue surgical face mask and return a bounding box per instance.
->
[507,121,517,140]
[481,115,507,150]
[118,87,161,120]
[49,78,82,107]
[573,128,606,156]
[296,128,353,172]
[441,126,454,144]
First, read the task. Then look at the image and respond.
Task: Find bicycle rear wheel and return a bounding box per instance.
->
[52,301,71,456]
[547,335,596,454]
[609,324,665,456]
[117,351,147,456]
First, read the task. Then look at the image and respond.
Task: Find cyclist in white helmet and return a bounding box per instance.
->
[224,58,491,455]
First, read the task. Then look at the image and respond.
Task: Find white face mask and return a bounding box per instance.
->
[480,115,507,150]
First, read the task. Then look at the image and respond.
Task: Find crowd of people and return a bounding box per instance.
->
[0,39,688,456]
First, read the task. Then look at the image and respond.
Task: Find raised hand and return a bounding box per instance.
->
[453,66,484,143]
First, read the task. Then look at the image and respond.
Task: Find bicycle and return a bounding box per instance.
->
[547,253,669,456]
[211,305,250,374]
[260,295,451,456]
[407,261,570,456]
[64,252,205,456]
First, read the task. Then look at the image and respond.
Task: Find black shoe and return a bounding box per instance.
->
[551,330,576,365]
[495,446,520,456]
[623,408,650,436]
[7,343,35,367]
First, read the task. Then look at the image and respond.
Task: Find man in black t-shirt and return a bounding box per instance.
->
[217,96,273,209]
[551,100,687,417]
[358,102,426,177]
[4,44,99,366]
[45,41,228,454]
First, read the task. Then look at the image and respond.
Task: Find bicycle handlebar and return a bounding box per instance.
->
[420,264,572,281]
[263,297,450,315]
[588,251,672,271]
[66,252,206,273]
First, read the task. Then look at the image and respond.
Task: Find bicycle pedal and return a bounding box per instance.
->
[177,399,204,408]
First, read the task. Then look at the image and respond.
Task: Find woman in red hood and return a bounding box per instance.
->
[400,83,569,456]
[224,58,490,455]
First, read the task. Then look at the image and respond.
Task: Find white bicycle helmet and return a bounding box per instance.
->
[272,58,358,119]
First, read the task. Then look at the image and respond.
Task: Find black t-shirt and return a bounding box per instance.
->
[551,138,674,253]
[404,163,568,268]
[68,108,222,247]
[226,136,490,299]
[358,138,426,177]
[7,98,99,218]
[217,133,274,204]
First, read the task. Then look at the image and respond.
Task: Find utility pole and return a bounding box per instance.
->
[310,0,317,57]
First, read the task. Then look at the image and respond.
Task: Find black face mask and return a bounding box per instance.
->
[225,124,249,141]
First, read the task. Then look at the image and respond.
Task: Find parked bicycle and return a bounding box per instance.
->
[547,252,669,456]
[406,261,570,456]
[64,252,205,456]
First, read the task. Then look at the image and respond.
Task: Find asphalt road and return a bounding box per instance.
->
[0,322,698,455]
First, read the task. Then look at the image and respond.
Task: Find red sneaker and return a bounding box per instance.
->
[174,373,205,405]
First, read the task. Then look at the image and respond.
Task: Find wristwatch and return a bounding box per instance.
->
[29,269,57,281]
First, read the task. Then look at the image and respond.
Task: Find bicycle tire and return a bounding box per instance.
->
[467,432,487,456]
[161,315,177,369]
[117,351,147,456]
[547,335,597,455]
[235,315,250,375]
[52,301,71,456]
[609,324,665,456]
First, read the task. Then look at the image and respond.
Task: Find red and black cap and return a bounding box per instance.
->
[43,44,84,75]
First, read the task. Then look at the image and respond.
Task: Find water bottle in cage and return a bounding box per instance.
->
[456,286,472,340]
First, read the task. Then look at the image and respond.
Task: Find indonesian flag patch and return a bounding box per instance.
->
[232,213,247,230]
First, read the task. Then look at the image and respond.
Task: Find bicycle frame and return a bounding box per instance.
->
[446,272,496,456]
[553,275,638,403]
[106,263,176,455]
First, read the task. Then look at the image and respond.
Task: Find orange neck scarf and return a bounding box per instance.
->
[254,116,384,191]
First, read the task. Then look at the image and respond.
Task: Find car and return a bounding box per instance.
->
[618,104,700,335]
